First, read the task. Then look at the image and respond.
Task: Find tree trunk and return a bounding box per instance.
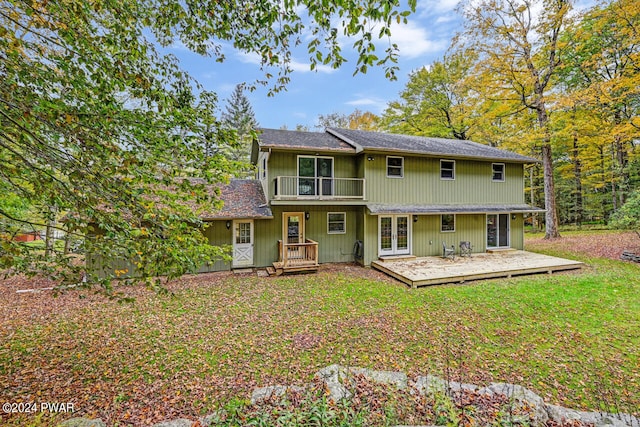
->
[542,143,560,238]
[572,132,583,226]
[44,205,57,258]
[535,101,560,239]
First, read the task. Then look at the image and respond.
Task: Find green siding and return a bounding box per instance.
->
[364,157,524,204]
[268,205,360,264]
[411,214,486,257]
[267,152,359,199]
[199,221,232,272]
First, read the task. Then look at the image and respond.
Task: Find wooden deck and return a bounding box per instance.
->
[371,250,584,288]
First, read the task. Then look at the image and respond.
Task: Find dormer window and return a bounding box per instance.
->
[387,156,404,178]
[440,160,455,180]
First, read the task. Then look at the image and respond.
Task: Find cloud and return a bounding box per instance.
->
[345,96,388,113]
[235,51,336,74]
[387,21,448,59]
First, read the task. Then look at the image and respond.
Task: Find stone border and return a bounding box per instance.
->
[60,365,640,427]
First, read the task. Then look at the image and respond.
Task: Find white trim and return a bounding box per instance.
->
[327,212,346,234]
[232,220,254,267]
[297,155,334,197]
[492,163,505,182]
[378,214,411,256]
[440,214,456,232]
[486,213,510,248]
[440,159,456,180]
[386,156,404,178]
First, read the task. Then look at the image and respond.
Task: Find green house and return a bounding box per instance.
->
[206,128,543,274]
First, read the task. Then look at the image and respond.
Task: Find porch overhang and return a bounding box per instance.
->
[366,203,545,215]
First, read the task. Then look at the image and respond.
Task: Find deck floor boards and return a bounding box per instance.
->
[371,251,583,288]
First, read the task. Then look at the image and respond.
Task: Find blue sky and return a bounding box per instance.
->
[165,0,461,130]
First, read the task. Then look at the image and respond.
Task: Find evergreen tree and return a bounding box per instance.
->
[220,84,259,177]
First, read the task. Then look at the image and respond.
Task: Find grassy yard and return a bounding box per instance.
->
[0,230,639,426]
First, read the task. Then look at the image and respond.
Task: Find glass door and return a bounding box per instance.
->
[298,156,333,196]
[487,214,509,248]
[379,215,411,256]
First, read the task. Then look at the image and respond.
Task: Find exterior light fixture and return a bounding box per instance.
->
[226,220,231,229]
[305,212,310,220]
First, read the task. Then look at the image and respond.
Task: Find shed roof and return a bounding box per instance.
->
[201,179,272,220]
[367,203,545,215]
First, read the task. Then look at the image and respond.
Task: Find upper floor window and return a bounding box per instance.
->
[387,156,404,178]
[492,163,505,182]
[440,160,455,180]
[261,156,267,180]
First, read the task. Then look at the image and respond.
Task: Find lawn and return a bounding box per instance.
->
[1,231,639,426]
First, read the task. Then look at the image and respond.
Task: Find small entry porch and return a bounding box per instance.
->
[372,251,583,288]
[267,239,319,276]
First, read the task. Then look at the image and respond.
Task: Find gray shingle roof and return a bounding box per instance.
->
[328,128,538,163]
[257,128,355,152]
[202,179,272,220]
[367,204,545,215]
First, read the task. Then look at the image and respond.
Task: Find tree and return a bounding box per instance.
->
[220,84,259,177]
[0,0,416,294]
[457,0,571,239]
[382,51,478,140]
[316,110,380,130]
[558,0,640,214]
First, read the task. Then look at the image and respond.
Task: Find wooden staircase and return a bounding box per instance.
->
[266,239,319,276]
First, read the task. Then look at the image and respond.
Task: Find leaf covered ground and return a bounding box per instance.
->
[1,231,639,426]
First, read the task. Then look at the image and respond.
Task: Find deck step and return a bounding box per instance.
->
[266,266,277,276]
[378,255,417,263]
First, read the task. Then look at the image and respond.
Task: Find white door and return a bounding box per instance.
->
[233,220,254,267]
[379,215,411,257]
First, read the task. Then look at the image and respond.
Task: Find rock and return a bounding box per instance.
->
[478,383,548,426]
[412,375,476,396]
[199,411,225,426]
[250,385,306,405]
[315,364,352,402]
[151,419,193,427]
[59,418,106,427]
[412,375,447,395]
[575,410,640,427]
[348,366,408,390]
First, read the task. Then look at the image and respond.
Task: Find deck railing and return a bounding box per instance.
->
[278,239,319,267]
[274,176,365,200]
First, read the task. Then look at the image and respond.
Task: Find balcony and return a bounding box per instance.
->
[274,176,365,200]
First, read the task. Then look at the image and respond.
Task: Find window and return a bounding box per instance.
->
[440,160,455,180]
[386,156,404,178]
[327,212,346,234]
[441,214,455,232]
[298,156,333,196]
[492,163,505,181]
[262,157,267,179]
[236,222,252,244]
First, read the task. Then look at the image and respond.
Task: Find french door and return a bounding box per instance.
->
[298,156,333,196]
[487,214,509,248]
[379,215,411,257]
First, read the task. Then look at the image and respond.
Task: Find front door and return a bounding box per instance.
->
[379,215,410,257]
[232,220,254,267]
[487,214,509,248]
[283,212,304,243]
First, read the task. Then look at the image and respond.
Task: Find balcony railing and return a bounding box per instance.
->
[278,239,319,268]
[274,176,365,200]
